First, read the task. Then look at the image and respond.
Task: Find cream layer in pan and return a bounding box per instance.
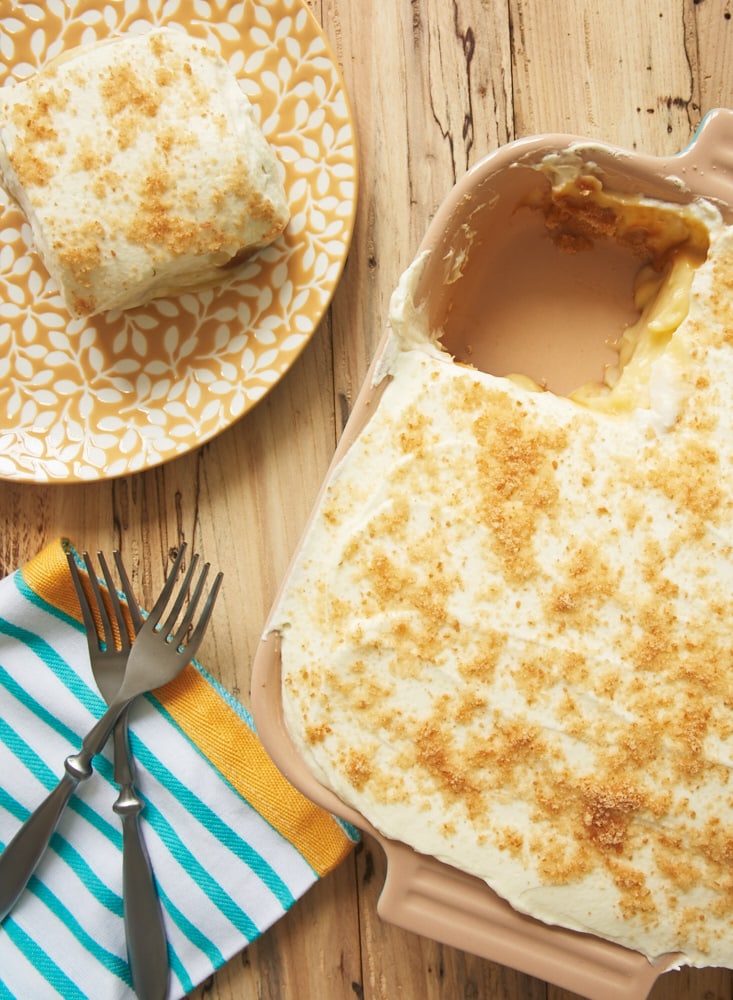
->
[272,182,733,969]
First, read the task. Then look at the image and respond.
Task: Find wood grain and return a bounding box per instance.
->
[2,1,733,997]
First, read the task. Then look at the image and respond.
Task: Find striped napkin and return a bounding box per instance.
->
[0,539,357,998]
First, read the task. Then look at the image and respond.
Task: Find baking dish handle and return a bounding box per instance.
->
[377,840,676,1000]
[663,107,733,211]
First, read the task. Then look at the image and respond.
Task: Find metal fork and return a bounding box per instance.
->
[67,548,168,1000]
[0,545,223,931]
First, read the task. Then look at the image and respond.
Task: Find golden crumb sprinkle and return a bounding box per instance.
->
[54,221,104,286]
[580,780,645,851]
[100,63,162,119]
[343,751,373,791]
[12,150,53,187]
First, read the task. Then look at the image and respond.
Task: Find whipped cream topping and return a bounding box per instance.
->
[272,198,733,968]
[0,28,289,317]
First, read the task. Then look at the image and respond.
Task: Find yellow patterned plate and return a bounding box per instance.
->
[0,0,357,482]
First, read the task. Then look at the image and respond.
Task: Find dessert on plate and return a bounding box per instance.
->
[0,27,289,318]
[270,169,733,969]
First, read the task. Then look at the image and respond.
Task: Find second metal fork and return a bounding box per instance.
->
[0,541,221,994]
[68,548,169,1000]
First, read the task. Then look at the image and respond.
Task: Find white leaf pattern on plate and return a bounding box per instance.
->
[0,0,357,481]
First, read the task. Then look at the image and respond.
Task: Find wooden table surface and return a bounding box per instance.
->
[2,1,733,998]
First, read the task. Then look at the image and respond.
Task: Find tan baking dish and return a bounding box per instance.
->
[251,107,733,1000]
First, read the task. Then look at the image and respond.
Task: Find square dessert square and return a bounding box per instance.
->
[0,28,289,318]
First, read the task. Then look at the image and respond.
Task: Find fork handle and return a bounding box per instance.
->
[118,807,169,1000]
[112,720,169,1000]
[0,768,79,922]
[0,703,123,923]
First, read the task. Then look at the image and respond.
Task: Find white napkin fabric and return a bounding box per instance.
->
[0,541,357,998]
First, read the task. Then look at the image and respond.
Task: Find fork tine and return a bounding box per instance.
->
[96,551,132,654]
[81,552,117,652]
[113,550,144,634]
[160,553,200,637]
[171,562,209,646]
[180,571,223,660]
[147,543,188,626]
[66,552,99,644]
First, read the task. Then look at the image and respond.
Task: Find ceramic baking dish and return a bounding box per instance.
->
[251,107,733,1000]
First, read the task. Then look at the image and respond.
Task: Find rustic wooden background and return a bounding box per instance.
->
[2,1,733,997]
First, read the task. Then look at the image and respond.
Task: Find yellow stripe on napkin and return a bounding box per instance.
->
[156,669,353,875]
[22,539,354,878]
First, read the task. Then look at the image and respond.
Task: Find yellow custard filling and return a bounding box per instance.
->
[516,173,713,413]
[571,248,704,411]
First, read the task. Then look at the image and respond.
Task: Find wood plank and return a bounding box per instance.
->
[510,0,695,151]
